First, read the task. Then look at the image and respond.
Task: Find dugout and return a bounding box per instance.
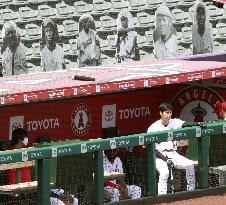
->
[1,52,226,159]
[1,52,226,144]
[1,52,226,203]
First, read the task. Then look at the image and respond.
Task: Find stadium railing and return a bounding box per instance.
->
[0,121,225,204]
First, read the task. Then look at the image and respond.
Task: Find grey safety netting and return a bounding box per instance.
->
[209,134,226,187]
[55,153,95,205]
[0,166,37,205]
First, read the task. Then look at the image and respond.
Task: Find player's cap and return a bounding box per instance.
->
[214,102,226,113]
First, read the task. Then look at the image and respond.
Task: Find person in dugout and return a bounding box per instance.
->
[50,188,78,205]
[103,149,141,202]
[214,101,226,120]
[7,128,31,185]
[147,102,207,195]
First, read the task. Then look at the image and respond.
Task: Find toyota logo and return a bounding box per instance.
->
[105,111,113,122]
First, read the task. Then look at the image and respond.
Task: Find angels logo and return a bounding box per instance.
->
[171,86,223,122]
[71,103,91,136]
[9,116,24,140]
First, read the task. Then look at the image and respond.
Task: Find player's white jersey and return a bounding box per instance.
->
[147,118,184,152]
[103,156,123,174]
[103,156,123,185]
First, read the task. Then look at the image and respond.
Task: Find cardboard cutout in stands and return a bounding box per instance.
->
[116,9,139,62]
[153,3,178,59]
[1,21,27,76]
[77,14,101,67]
[192,0,213,55]
[40,18,65,71]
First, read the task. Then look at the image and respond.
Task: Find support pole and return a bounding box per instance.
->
[198,135,210,189]
[147,143,156,196]
[94,151,104,205]
[37,158,51,205]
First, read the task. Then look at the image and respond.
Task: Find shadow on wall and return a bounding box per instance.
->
[178,51,226,62]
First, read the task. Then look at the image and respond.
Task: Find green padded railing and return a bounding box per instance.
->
[0,121,225,204]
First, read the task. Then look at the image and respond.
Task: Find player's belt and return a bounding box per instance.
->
[162,149,174,152]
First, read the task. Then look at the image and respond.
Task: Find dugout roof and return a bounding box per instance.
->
[1,52,226,105]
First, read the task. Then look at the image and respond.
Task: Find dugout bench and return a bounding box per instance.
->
[0,142,57,205]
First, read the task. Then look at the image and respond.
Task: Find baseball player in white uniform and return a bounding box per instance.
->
[103,149,141,202]
[147,102,195,195]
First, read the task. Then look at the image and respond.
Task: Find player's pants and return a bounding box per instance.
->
[156,151,195,195]
[104,185,141,202]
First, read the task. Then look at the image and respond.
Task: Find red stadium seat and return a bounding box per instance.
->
[129,0,147,13]
[146,0,162,11]
[139,50,154,60]
[101,54,116,65]
[177,45,192,57]
[38,4,57,19]
[61,20,78,39]
[18,6,40,24]
[69,38,78,56]
[25,45,33,60]
[137,12,155,29]
[1,8,20,22]
[93,0,112,16]
[181,26,192,46]
[74,1,93,15]
[63,43,72,58]
[179,0,196,9]
[107,34,116,50]
[95,20,103,33]
[55,1,75,20]
[24,23,42,43]
[0,0,12,8]
[208,4,224,25]
[216,22,226,40]
[28,0,45,7]
[165,0,181,9]
[133,16,143,30]
[45,0,61,5]
[137,34,149,49]
[171,9,192,29]
[145,30,154,48]
[10,0,28,7]
[110,0,129,14]
[31,43,41,59]
[100,15,117,32]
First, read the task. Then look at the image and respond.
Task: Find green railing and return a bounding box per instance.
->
[0,121,226,204]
